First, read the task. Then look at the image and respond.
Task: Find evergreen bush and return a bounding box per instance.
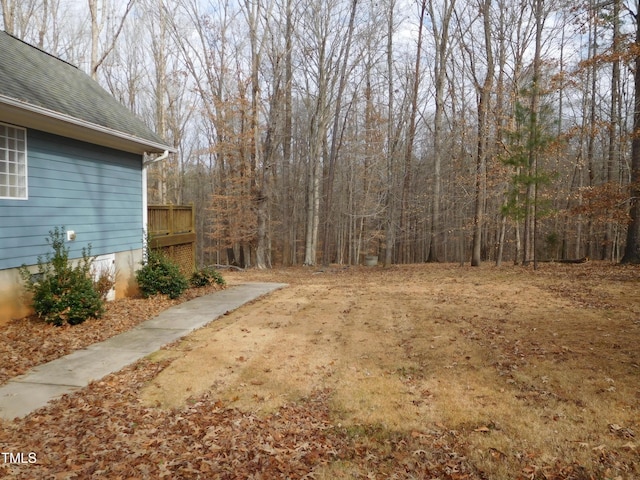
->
[135,247,188,299]
[190,266,226,288]
[20,227,104,326]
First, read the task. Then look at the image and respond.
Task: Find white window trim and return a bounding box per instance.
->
[0,121,27,200]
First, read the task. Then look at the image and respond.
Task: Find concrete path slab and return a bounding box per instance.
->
[0,282,287,420]
[89,326,191,353]
[0,383,81,420]
[12,347,148,388]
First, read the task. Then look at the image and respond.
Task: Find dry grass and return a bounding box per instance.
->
[136,262,639,478]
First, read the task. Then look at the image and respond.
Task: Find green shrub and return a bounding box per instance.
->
[136,247,188,299]
[190,266,226,288]
[20,227,104,326]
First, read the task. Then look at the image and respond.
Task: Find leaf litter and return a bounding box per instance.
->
[0,285,223,386]
[0,263,638,479]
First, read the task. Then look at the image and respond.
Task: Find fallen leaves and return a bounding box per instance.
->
[0,358,486,479]
[609,423,635,439]
[1,264,639,479]
[0,285,223,386]
[0,373,471,480]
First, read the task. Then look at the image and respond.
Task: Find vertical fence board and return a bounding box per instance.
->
[148,204,196,274]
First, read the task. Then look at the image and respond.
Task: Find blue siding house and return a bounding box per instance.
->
[0,31,175,323]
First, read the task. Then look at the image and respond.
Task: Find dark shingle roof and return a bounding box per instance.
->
[0,30,170,151]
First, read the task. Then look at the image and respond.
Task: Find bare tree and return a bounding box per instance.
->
[300,1,331,266]
[5,0,636,268]
[622,3,640,264]
[384,0,398,267]
[427,0,456,262]
[321,0,359,266]
[1,0,62,48]
[466,0,495,266]
[88,0,136,80]
[395,0,427,264]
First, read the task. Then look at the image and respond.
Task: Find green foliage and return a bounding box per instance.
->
[190,266,226,288]
[501,95,558,222]
[20,227,104,326]
[544,231,561,259]
[136,247,188,299]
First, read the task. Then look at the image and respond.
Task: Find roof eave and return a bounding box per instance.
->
[0,95,176,155]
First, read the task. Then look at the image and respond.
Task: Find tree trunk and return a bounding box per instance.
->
[621,8,640,263]
[605,0,621,261]
[88,0,134,80]
[471,0,494,267]
[281,0,294,266]
[384,0,397,267]
[1,0,16,34]
[322,0,358,266]
[427,0,455,263]
[521,0,544,268]
[153,5,168,204]
[397,0,426,264]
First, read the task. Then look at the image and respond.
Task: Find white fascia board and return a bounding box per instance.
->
[0,95,176,155]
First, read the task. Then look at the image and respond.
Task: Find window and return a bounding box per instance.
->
[0,123,27,199]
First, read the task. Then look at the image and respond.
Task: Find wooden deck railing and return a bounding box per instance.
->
[148,204,196,274]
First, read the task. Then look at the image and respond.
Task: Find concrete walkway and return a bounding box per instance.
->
[0,282,287,420]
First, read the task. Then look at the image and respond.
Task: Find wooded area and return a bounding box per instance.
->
[4,0,640,267]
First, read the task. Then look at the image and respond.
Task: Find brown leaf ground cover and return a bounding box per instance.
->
[0,284,224,386]
[0,263,638,479]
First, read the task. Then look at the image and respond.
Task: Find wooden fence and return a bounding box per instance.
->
[148,204,196,275]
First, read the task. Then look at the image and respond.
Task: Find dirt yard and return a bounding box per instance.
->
[1,263,639,479]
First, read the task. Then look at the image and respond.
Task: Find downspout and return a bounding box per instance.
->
[142,150,169,245]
